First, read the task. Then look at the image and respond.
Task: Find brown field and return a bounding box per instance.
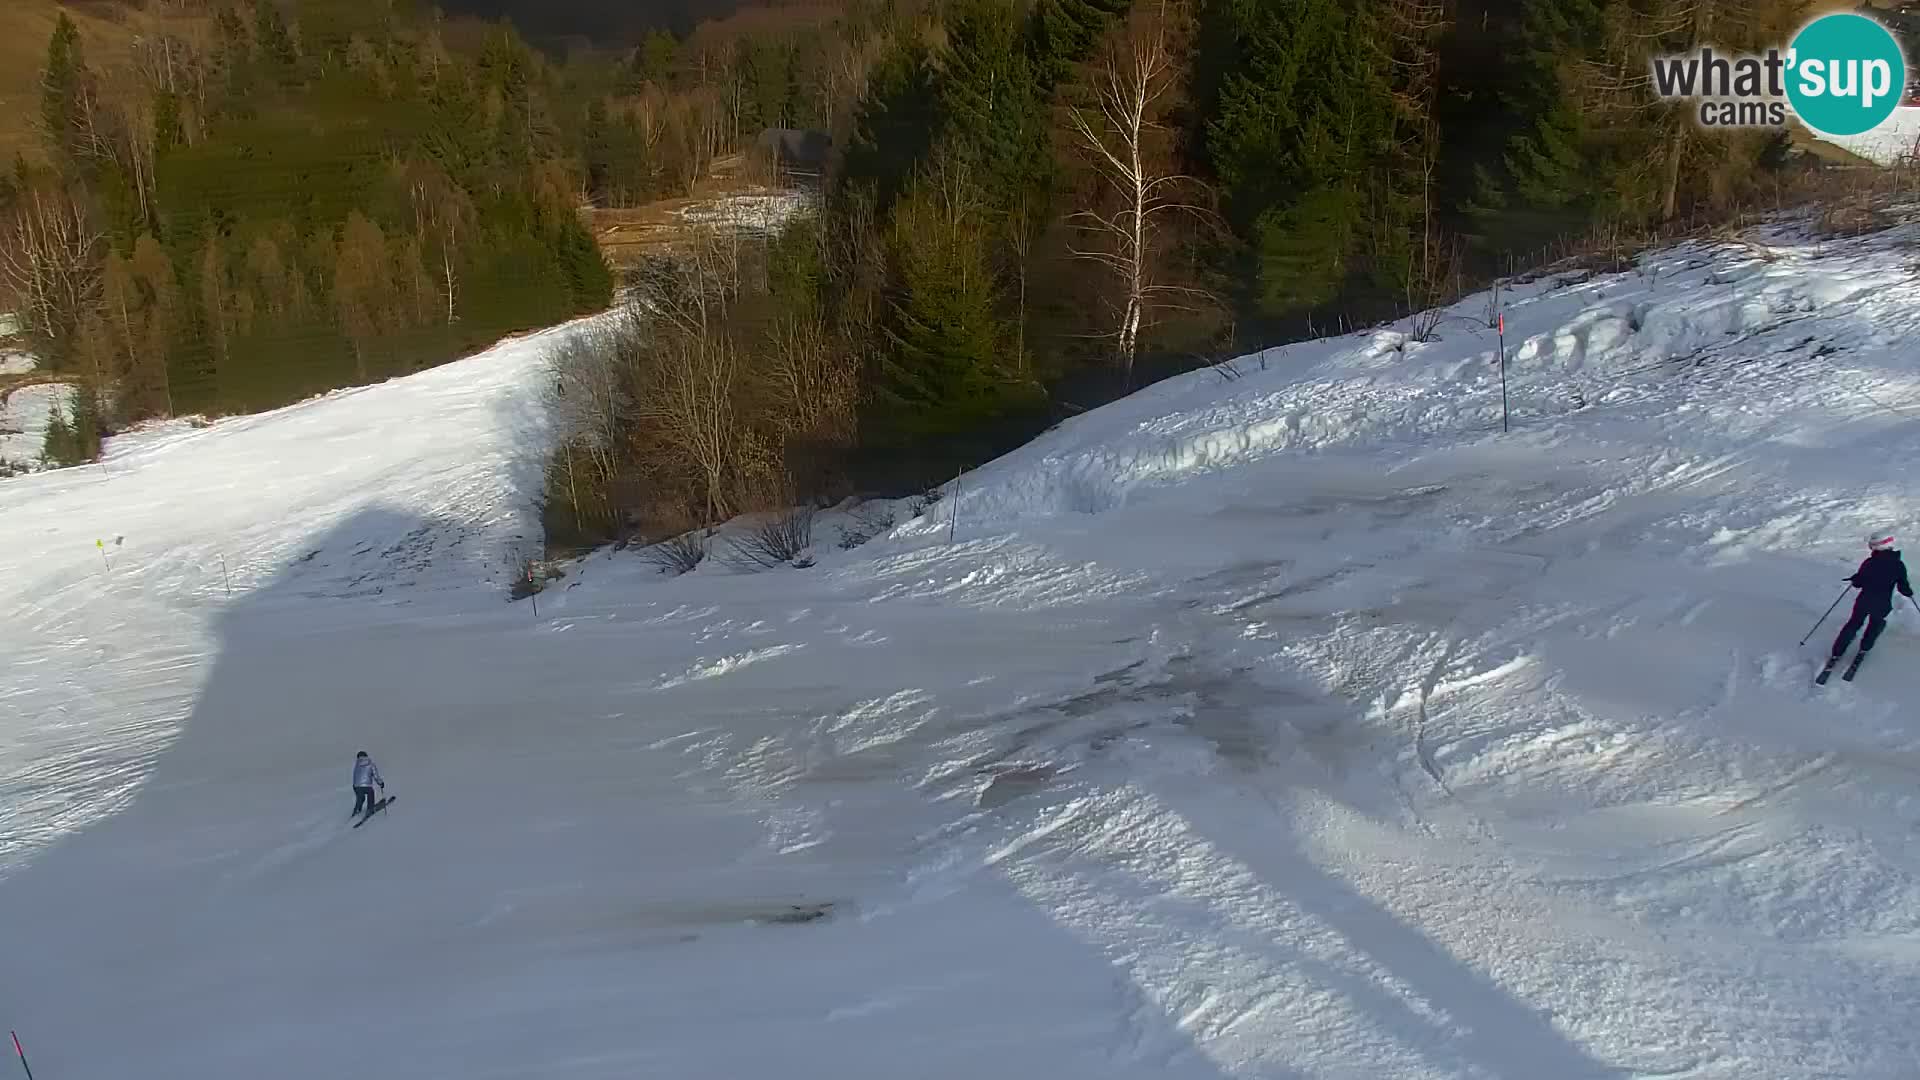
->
[0,0,191,167]
[584,153,813,269]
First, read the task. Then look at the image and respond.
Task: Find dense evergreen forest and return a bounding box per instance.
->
[3,0,827,462]
[535,0,1841,550]
[0,0,1850,537]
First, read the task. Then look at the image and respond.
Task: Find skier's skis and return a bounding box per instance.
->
[353,796,394,828]
[1815,655,1841,685]
[1842,651,1868,682]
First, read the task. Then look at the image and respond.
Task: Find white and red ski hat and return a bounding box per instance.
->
[1868,532,1897,551]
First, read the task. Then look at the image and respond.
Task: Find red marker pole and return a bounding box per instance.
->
[1497,311,1509,433]
[12,1030,37,1080]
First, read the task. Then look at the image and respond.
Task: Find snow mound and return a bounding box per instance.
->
[6,217,1920,1078]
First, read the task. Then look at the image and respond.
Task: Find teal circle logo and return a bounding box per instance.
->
[1786,13,1907,137]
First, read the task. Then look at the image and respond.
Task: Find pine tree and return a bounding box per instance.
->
[69,379,104,460]
[255,0,300,78]
[866,156,1042,466]
[555,215,613,312]
[39,15,88,168]
[584,98,612,197]
[1481,0,1802,242]
[38,382,101,465]
[1030,0,1135,88]
[938,0,1053,210]
[154,90,186,157]
[1483,0,1629,237]
[839,40,944,215]
[1207,0,1397,315]
[40,399,76,466]
[333,211,392,382]
[131,234,179,416]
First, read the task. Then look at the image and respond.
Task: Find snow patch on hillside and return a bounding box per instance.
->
[0,380,73,474]
[673,189,814,232]
[1814,105,1920,165]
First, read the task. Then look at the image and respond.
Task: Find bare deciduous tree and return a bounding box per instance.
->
[633,226,777,521]
[399,156,466,319]
[1064,0,1217,390]
[131,233,178,416]
[334,212,394,381]
[543,308,644,532]
[0,186,105,368]
[764,310,857,447]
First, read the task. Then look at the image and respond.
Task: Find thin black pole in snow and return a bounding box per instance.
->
[1497,311,1509,434]
[949,469,962,544]
[12,1030,36,1080]
[528,566,539,619]
[1801,586,1851,646]
[221,556,232,597]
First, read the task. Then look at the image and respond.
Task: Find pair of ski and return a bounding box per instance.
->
[1815,651,1868,685]
[352,795,395,828]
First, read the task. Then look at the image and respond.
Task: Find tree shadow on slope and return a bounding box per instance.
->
[0,507,544,1079]
[945,642,1632,1078]
[1210,814,1632,1079]
[0,506,1258,1080]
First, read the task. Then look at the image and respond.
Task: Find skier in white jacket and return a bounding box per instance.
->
[351,751,386,817]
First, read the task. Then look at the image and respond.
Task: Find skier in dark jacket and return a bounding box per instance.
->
[351,751,386,817]
[1830,533,1914,662]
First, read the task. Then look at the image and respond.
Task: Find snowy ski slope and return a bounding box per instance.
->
[1816,105,1920,166]
[5,215,1920,1078]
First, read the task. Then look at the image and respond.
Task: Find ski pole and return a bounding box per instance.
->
[1800,586,1851,646]
[11,1030,36,1080]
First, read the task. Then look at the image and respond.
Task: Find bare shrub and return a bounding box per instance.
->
[838,501,896,549]
[1407,303,1445,344]
[1813,199,1895,240]
[722,506,817,570]
[643,530,708,576]
[904,482,949,519]
[1209,357,1244,382]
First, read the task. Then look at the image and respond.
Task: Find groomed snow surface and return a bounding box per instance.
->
[1815,105,1920,167]
[6,215,1920,1078]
